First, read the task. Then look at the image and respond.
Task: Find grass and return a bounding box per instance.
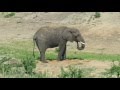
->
[0,55,52,78]
[1,45,120,61]
[0,40,120,78]
[0,40,120,61]
[67,52,120,61]
[22,56,36,74]
[58,66,83,78]
[103,61,120,78]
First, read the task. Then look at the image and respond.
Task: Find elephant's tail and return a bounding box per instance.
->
[33,38,36,58]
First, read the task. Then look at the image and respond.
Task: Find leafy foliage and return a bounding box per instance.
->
[2,12,16,18]
[104,61,120,78]
[94,12,101,18]
[22,57,36,74]
[58,66,83,78]
[55,48,60,53]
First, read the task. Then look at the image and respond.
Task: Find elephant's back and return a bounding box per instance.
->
[37,26,66,34]
[34,26,57,40]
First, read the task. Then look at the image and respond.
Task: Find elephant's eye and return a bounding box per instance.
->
[75,34,79,38]
[75,36,77,38]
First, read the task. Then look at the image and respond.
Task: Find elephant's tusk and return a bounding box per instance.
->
[80,42,85,45]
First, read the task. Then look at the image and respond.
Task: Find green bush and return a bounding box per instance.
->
[2,12,15,18]
[55,48,60,53]
[29,72,51,78]
[0,57,11,73]
[94,12,101,18]
[0,56,50,78]
[22,57,36,74]
[58,66,83,78]
[0,57,21,77]
[104,61,120,78]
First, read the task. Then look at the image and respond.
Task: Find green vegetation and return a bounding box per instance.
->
[55,48,60,53]
[58,66,83,78]
[1,12,16,18]
[0,56,24,77]
[0,56,84,78]
[0,40,120,78]
[0,56,51,78]
[22,57,36,74]
[67,52,120,61]
[104,61,120,78]
[1,45,120,61]
[0,41,120,61]
[94,12,101,18]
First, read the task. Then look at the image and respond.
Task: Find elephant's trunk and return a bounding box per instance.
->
[77,42,85,50]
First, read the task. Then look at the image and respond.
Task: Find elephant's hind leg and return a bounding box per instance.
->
[36,39,48,63]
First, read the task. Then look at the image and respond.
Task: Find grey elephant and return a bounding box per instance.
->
[33,26,85,63]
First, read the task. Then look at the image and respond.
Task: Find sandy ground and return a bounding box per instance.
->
[0,12,120,77]
[35,60,112,78]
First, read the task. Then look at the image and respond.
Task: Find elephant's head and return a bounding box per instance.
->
[62,27,85,50]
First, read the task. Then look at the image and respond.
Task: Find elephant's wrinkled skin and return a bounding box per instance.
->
[33,26,85,63]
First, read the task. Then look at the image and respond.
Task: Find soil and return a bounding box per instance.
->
[35,60,112,78]
[0,12,120,78]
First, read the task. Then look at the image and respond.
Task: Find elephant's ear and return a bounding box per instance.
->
[62,29,74,42]
[69,29,79,37]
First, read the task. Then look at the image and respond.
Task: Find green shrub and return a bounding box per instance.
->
[55,48,60,53]
[22,57,36,74]
[3,12,15,18]
[0,56,49,78]
[58,66,83,78]
[0,57,11,73]
[94,12,101,18]
[104,61,120,78]
[29,72,51,78]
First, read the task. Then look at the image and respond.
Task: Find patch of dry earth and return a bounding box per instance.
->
[35,60,112,78]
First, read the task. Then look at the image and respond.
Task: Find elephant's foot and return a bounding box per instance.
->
[57,59,65,61]
[61,59,66,61]
[41,60,48,63]
[57,57,66,61]
[62,58,66,60]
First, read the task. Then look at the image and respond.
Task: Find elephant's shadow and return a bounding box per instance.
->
[36,56,84,61]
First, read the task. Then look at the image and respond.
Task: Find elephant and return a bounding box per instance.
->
[33,26,85,63]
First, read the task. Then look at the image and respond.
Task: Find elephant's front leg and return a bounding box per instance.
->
[62,45,66,60]
[40,50,47,63]
[58,43,66,61]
